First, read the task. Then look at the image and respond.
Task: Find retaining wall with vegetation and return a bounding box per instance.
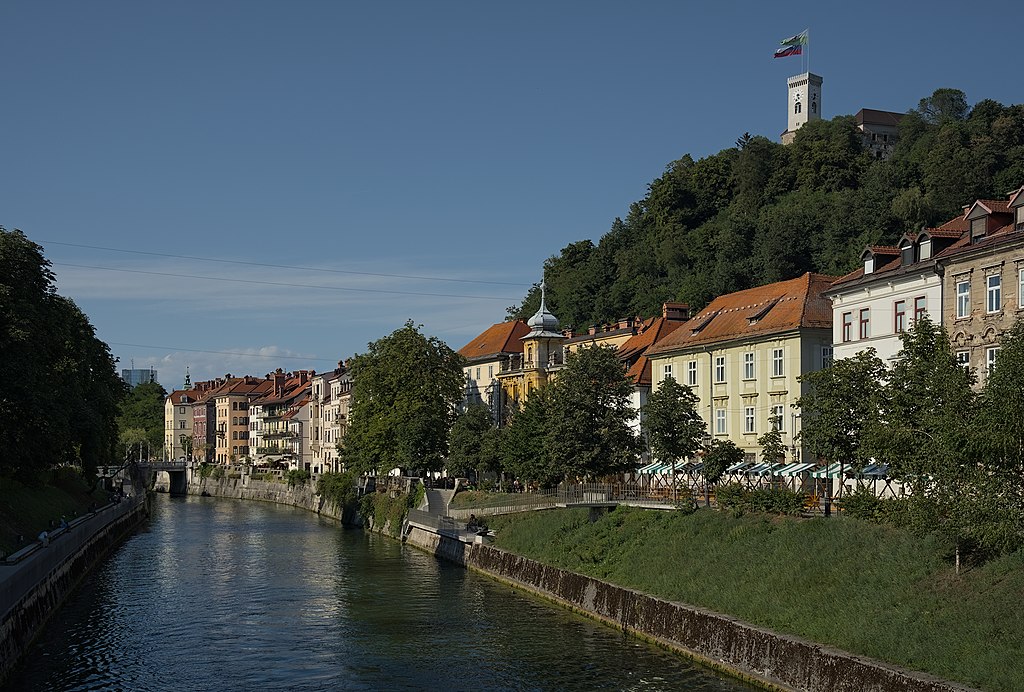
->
[0,498,148,683]
[186,476,346,520]
[403,526,975,692]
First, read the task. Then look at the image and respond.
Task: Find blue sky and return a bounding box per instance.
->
[2,1,1017,387]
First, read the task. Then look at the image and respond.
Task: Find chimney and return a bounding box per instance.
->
[663,302,690,321]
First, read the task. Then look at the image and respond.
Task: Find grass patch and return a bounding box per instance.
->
[488,506,1024,691]
[450,489,553,509]
[0,468,109,556]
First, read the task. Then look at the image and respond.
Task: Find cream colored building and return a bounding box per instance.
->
[164,388,197,462]
[647,273,835,463]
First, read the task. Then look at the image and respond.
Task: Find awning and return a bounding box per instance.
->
[776,462,816,476]
[859,463,889,478]
[810,463,853,478]
[726,461,751,473]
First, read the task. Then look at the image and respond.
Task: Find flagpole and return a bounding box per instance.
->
[806,27,810,75]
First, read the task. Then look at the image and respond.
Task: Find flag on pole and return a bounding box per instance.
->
[779,30,808,46]
[774,44,803,59]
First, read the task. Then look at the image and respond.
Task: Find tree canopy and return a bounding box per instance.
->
[510,89,1024,327]
[341,321,465,476]
[0,228,125,478]
[642,376,705,468]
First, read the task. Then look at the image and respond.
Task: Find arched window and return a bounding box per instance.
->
[794,102,802,114]
[811,100,817,113]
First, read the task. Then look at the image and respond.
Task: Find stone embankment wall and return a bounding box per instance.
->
[186,476,350,523]
[0,498,148,683]
[403,526,974,692]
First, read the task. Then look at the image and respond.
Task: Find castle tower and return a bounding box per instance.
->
[781,72,822,144]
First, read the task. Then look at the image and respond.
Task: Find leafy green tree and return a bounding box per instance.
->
[757,416,787,472]
[914,88,969,124]
[341,321,465,476]
[703,439,743,506]
[642,376,705,472]
[797,349,887,469]
[446,405,494,478]
[118,380,167,455]
[545,345,642,481]
[500,384,558,487]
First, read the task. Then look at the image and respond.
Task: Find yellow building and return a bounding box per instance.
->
[495,283,566,413]
[646,273,836,463]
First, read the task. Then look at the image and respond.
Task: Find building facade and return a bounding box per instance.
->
[458,320,530,423]
[780,72,822,144]
[647,273,835,463]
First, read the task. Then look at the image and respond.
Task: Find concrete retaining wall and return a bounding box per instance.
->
[403,527,975,692]
[186,476,350,523]
[0,498,148,682]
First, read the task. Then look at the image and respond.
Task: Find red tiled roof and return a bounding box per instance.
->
[458,320,531,360]
[972,199,1011,215]
[647,273,836,355]
[617,316,687,385]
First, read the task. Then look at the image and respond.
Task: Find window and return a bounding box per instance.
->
[743,352,755,380]
[771,405,785,432]
[743,407,755,434]
[859,309,870,340]
[715,408,727,434]
[794,101,802,114]
[956,351,970,369]
[475,367,481,380]
[686,360,697,386]
[956,281,970,318]
[987,346,1000,375]
[1019,268,1024,308]
[178,420,186,429]
[232,402,238,411]
[914,296,927,323]
[842,312,853,342]
[821,346,833,368]
[894,300,906,333]
[987,275,1002,313]
[772,348,784,377]
[488,365,493,378]
[714,356,726,383]
[232,417,238,426]
[663,363,673,381]
[179,406,185,414]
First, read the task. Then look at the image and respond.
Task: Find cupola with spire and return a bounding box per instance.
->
[525,281,562,338]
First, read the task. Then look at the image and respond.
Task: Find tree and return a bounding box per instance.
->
[797,349,887,469]
[545,345,642,481]
[447,405,494,479]
[341,321,465,476]
[703,439,744,506]
[117,380,167,456]
[757,415,787,476]
[642,375,706,474]
[913,88,969,124]
[500,384,558,488]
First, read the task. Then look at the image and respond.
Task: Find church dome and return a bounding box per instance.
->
[526,281,562,336]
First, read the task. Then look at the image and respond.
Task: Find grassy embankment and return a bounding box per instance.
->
[485,505,1023,692]
[0,468,109,557]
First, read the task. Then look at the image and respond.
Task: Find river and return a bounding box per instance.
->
[4,495,755,691]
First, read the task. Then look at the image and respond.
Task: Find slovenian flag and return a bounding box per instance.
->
[774,44,803,59]
[779,30,808,46]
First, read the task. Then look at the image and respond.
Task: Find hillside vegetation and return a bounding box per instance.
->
[489,506,1024,691]
[512,89,1024,325]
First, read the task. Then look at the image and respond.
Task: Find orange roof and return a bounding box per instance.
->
[647,273,836,355]
[167,389,197,404]
[617,316,686,385]
[458,320,531,361]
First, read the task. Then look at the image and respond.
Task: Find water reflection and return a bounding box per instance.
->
[4,495,754,691]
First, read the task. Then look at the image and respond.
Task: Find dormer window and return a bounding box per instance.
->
[971,216,987,243]
[1016,206,1024,230]
[900,240,915,266]
[864,256,875,274]
[919,239,932,260]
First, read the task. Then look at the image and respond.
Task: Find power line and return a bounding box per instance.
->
[41,239,529,287]
[110,342,336,362]
[52,263,518,301]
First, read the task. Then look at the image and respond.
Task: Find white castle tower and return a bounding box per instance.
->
[781,72,822,144]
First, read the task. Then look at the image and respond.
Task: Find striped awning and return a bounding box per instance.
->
[810,463,853,478]
[859,463,889,478]
[726,461,752,473]
[776,462,816,477]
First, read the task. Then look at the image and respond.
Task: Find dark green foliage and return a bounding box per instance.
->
[0,228,125,479]
[500,384,558,487]
[341,321,466,476]
[757,415,786,466]
[286,468,310,487]
[702,438,742,486]
[316,471,360,511]
[117,380,167,456]
[713,482,806,516]
[446,405,494,478]
[642,376,705,467]
[509,89,1024,324]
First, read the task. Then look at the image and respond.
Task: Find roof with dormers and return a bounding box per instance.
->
[458,320,531,362]
[647,273,835,356]
[618,315,687,385]
[167,389,198,405]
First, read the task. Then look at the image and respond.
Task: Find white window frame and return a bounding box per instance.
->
[715,408,727,434]
[743,406,755,434]
[771,405,785,432]
[663,363,673,381]
[686,360,697,387]
[955,350,970,369]
[987,346,1000,375]
[743,352,755,380]
[987,274,1002,313]
[821,346,833,368]
[714,356,726,383]
[1019,268,1024,309]
[956,281,970,319]
[772,348,784,377]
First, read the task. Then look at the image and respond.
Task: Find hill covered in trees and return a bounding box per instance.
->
[511,89,1024,327]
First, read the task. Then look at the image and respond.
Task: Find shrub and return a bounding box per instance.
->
[286,468,311,487]
[840,485,883,520]
[715,482,748,512]
[317,471,359,511]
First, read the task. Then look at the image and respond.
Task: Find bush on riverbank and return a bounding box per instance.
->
[0,468,108,556]
[487,506,1024,691]
[316,471,360,514]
